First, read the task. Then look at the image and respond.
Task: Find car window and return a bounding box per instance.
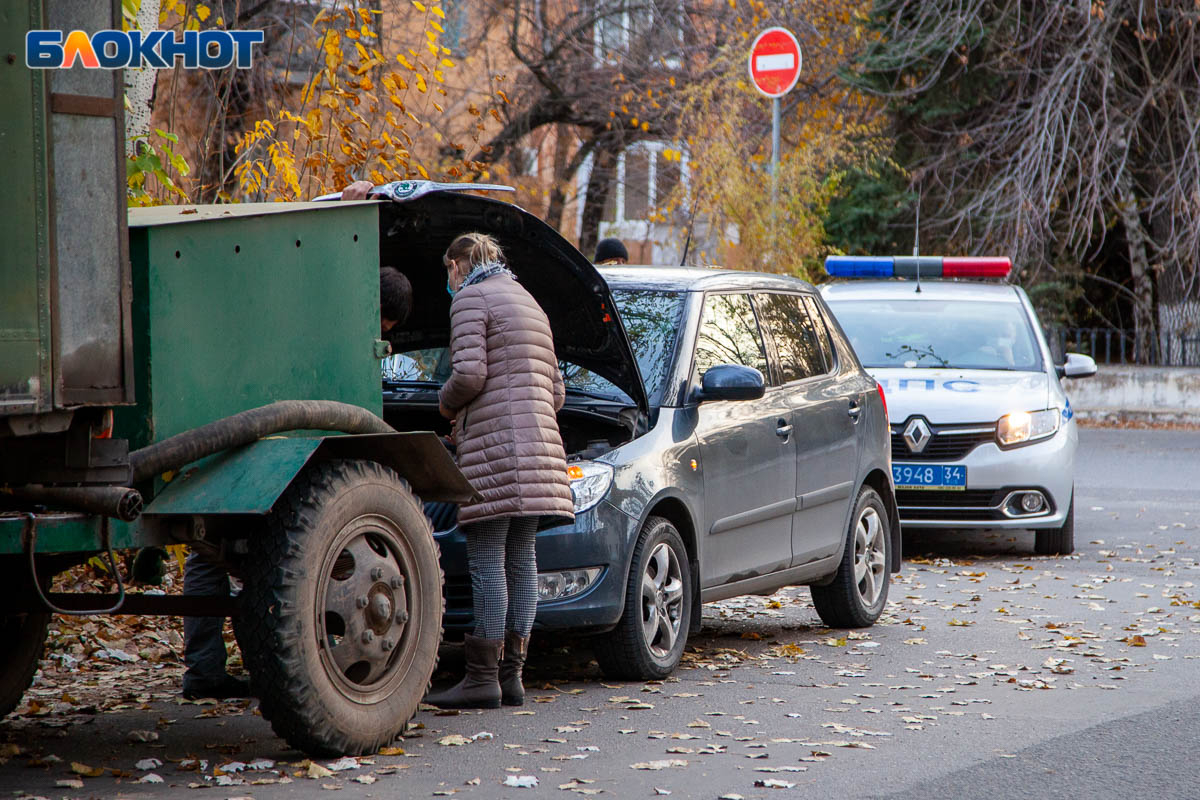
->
[754,293,826,383]
[803,295,836,372]
[828,299,1042,371]
[693,293,768,379]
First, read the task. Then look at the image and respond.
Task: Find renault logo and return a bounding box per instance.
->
[903,418,932,453]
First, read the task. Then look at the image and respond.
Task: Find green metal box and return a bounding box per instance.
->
[117,202,383,453]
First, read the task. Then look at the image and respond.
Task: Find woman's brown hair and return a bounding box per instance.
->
[444,232,505,282]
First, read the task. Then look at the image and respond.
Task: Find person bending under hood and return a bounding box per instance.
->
[425,232,574,709]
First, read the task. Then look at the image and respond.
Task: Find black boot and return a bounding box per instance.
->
[425,634,503,710]
[499,632,530,707]
[182,674,252,700]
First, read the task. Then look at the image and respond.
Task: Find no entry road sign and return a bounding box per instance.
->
[748,27,802,98]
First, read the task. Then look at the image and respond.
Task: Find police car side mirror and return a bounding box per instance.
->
[696,364,766,402]
[1057,352,1097,379]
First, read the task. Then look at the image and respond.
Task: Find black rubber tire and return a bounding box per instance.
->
[811,486,891,629]
[1035,491,1075,556]
[0,611,49,720]
[234,459,443,756]
[593,517,692,680]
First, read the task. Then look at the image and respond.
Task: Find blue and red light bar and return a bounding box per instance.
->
[824,255,1011,279]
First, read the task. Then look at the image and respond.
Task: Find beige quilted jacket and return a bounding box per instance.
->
[438,272,575,526]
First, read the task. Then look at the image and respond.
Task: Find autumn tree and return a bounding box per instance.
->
[459,0,744,254]
[137,0,465,202]
[848,0,1200,356]
[660,0,887,278]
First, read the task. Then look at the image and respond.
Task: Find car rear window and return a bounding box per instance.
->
[754,293,826,383]
[828,299,1042,371]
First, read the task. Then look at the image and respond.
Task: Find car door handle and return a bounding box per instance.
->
[776,420,793,438]
[848,400,862,420]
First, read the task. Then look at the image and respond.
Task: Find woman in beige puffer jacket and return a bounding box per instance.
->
[425,232,573,711]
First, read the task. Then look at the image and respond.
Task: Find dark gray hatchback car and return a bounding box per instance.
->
[373,189,899,680]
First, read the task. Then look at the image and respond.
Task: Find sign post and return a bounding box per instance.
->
[748,27,802,196]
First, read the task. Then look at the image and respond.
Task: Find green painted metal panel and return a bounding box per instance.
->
[145,437,322,516]
[0,513,144,556]
[116,202,381,462]
[0,0,52,414]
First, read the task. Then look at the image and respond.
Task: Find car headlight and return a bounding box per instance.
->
[567,461,613,513]
[996,408,1061,446]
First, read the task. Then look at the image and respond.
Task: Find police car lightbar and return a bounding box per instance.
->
[824,255,1011,279]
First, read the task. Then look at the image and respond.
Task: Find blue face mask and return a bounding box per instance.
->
[446,280,456,298]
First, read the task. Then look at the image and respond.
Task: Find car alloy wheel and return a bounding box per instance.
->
[811,486,891,629]
[853,506,887,608]
[641,541,685,659]
[593,516,693,680]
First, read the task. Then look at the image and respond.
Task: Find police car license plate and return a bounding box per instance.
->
[892,464,966,491]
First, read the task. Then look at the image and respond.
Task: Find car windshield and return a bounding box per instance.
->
[381,288,685,406]
[564,288,685,406]
[828,299,1042,371]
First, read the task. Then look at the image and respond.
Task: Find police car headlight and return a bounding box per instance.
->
[997,409,1061,446]
[567,461,613,513]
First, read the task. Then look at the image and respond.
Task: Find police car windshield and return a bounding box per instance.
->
[830,299,1042,371]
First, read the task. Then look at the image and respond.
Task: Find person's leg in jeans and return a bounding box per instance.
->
[503,517,538,637]
[498,516,538,705]
[426,518,509,708]
[182,552,248,699]
[465,518,510,639]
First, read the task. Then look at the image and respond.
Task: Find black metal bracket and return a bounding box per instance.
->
[24,513,127,615]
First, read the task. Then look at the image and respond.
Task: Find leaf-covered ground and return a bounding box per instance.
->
[3,428,1199,798]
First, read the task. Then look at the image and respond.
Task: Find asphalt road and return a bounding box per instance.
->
[2,427,1199,799]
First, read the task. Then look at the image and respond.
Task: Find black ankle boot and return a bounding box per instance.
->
[499,632,530,706]
[425,634,503,710]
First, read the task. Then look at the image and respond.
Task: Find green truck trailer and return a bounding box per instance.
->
[0,1,471,755]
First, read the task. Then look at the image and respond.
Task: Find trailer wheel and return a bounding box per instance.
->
[0,611,50,719]
[235,459,442,756]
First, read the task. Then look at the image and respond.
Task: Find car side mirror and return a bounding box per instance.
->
[1056,352,1097,379]
[697,364,765,402]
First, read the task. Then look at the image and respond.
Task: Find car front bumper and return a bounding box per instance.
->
[895,422,1076,530]
[433,498,638,636]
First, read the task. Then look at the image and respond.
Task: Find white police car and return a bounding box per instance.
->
[820,256,1096,555]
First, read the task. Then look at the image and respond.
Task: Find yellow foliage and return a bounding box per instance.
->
[660,0,887,278]
[225,2,460,202]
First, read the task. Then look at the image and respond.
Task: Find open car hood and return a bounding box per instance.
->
[376,188,649,415]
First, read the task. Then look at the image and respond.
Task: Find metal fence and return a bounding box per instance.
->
[1047,327,1200,367]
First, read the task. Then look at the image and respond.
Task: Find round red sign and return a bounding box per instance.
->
[748,27,802,98]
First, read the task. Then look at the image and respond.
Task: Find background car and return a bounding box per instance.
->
[820,255,1097,555]
[373,190,899,679]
